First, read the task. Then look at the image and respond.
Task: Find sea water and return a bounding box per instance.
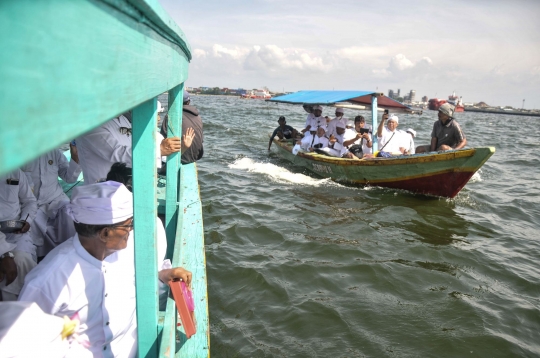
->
[162,94,540,357]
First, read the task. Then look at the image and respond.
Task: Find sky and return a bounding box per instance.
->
[159,0,540,109]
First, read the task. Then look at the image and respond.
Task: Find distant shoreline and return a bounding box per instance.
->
[464,108,540,117]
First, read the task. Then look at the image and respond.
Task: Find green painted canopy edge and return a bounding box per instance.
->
[0,0,190,175]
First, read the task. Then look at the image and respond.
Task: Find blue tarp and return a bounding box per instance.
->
[269,90,410,110]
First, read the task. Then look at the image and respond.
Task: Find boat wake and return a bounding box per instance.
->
[229,158,334,187]
[469,170,482,183]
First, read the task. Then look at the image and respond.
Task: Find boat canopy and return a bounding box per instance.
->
[269,90,411,110]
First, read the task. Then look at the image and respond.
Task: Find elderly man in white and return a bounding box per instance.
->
[0,169,38,300]
[76,113,185,185]
[325,107,348,138]
[19,181,191,357]
[21,146,81,257]
[376,113,408,155]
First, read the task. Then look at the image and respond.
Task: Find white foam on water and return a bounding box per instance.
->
[469,170,482,183]
[229,157,334,187]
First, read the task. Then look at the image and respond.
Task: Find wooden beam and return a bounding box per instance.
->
[132,98,159,357]
[371,95,379,152]
[165,83,184,260]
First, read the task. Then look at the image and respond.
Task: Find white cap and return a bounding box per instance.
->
[336,122,346,129]
[312,105,323,111]
[346,120,354,127]
[388,114,399,124]
[406,128,416,137]
[335,107,344,114]
[66,181,133,225]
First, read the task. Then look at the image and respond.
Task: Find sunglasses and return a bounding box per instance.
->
[119,127,132,136]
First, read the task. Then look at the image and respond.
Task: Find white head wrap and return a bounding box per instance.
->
[388,114,399,124]
[67,181,133,225]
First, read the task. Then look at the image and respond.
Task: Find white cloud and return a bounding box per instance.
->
[211,44,249,60]
[389,54,414,71]
[193,49,207,58]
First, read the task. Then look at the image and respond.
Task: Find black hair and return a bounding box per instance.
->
[355,115,365,123]
[74,222,109,237]
[106,162,133,191]
[278,116,286,122]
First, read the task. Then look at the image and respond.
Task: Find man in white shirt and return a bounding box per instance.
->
[326,108,348,137]
[302,105,326,135]
[19,181,191,357]
[321,122,347,157]
[301,104,315,134]
[0,170,38,300]
[403,128,416,155]
[376,114,407,155]
[21,147,81,257]
[76,113,182,185]
[300,126,329,152]
[343,115,373,158]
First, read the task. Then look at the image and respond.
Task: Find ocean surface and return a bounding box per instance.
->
[163,94,540,358]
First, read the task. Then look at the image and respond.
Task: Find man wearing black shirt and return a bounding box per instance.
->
[268,116,298,150]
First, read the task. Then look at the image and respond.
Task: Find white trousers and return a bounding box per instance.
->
[0,251,37,300]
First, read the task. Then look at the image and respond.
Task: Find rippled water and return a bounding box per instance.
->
[168,94,540,357]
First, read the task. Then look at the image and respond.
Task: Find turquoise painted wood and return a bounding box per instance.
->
[165,84,184,260]
[174,164,210,357]
[371,95,378,152]
[0,0,190,176]
[132,99,160,357]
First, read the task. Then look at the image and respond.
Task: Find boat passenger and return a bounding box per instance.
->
[326,108,348,137]
[376,114,407,155]
[20,147,81,258]
[343,115,373,158]
[299,126,329,152]
[302,105,326,134]
[0,170,38,301]
[301,104,314,134]
[268,116,298,150]
[19,181,192,357]
[159,90,204,164]
[415,103,467,153]
[403,128,416,155]
[76,113,182,185]
[321,122,347,157]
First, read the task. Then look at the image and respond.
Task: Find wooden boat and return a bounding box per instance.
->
[269,91,495,198]
[0,1,209,356]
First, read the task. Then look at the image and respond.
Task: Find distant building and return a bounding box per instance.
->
[421,96,428,103]
[397,89,401,98]
[388,89,394,99]
[409,90,416,102]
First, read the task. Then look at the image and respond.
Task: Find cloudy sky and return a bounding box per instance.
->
[159,0,540,108]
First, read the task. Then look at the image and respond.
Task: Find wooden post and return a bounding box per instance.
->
[165,83,184,260]
[371,95,378,152]
[132,98,159,357]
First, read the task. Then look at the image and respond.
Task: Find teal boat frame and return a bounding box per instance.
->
[0,0,209,356]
